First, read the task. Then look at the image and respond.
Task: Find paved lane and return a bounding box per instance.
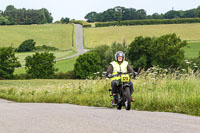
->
[0,103,200,133]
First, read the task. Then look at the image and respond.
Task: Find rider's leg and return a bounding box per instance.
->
[111,80,118,105]
[129,81,135,102]
[129,81,134,95]
[111,80,118,96]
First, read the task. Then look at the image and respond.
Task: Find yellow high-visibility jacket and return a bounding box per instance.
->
[110,61,128,80]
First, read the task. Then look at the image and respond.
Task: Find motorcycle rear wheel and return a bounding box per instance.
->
[117,102,122,110]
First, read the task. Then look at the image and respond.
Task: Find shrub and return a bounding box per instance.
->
[25,52,58,79]
[0,47,21,79]
[35,45,58,51]
[83,24,92,28]
[16,39,36,52]
[74,52,101,79]
[128,33,187,70]
[70,20,88,25]
[95,18,200,27]
[53,70,76,79]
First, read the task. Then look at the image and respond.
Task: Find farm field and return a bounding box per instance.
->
[15,50,76,66]
[84,23,200,57]
[14,57,77,75]
[183,42,200,58]
[0,24,74,50]
[0,73,200,116]
[0,24,77,74]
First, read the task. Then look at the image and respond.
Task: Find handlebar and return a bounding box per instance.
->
[103,72,138,78]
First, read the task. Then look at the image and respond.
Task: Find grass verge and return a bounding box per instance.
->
[0,73,199,116]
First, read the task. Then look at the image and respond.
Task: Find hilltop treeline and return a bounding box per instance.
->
[85,6,200,22]
[0,5,53,25]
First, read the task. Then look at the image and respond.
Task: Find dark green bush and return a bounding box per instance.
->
[16,39,36,52]
[95,18,200,27]
[83,24,92,28]
[128,33,187,70]
[0,47,21,79]
[25,52,58,79]
[74,52,101,79]
[92,42,128,71]
[35,45,58,51]
[53,70,76,79]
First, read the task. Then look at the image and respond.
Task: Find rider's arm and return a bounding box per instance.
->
[127,64,135,73]
[106,65,113,76]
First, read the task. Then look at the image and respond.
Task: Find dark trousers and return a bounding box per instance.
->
[111,80,134,95]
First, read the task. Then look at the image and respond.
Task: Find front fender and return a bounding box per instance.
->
[123,83,131,87]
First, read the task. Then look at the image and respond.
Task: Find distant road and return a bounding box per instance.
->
[0,101,200,133]
[56,24,87,61]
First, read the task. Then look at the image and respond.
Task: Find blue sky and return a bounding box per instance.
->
[0,0,200,21]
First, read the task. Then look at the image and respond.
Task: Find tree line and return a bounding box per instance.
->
[0,5,53,25]
[85,6,200,22]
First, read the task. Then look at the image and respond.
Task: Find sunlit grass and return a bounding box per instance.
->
[184,42,200,58]
[15,50,77,66]
[84,23,200,57]
[0,24,73,50]
[84,23,200,48]
[14,57,77,75]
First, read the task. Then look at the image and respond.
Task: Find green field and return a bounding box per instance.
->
[55,57,77,73]
[0,72,200,116]
[16,50,76,66]
[84,23,200,57]
[0,24,77,74]
[183,42,200,58]
[0,24,74,50]
[14,57,77,75]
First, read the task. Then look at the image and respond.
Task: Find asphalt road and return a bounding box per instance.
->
[0,100,200,133]
[56,24,87,61]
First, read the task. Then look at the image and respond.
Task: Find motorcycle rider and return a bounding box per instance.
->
[107,51,135,105]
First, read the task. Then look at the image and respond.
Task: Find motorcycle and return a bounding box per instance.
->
[103,72,137,110]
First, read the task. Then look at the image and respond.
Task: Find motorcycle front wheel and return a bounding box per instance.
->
[124,87,131,110]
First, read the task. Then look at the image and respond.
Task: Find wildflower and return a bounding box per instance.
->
[185,61,191,64]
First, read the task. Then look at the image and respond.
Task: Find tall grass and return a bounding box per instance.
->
[0,68,200,116]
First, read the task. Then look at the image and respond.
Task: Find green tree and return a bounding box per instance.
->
[74,52,101,79]
[61,17,70,24]
[0,16,9,25]
[195,6,200,17]
[92,42,128,71]
[128,33,187,70]
[85,12,97,22]
[25,52,58,79]
[0,47,21,79]
[16,39,36,52]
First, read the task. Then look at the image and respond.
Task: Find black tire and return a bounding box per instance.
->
[117,102,122,110]
[124,87,131,110]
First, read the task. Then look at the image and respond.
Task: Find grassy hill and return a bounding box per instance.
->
[84,23,200,57]
[0,24,74,50]
[0,24,77,74]
[14,57,77,75]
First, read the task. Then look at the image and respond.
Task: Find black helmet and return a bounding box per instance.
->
[115,51,125,61]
